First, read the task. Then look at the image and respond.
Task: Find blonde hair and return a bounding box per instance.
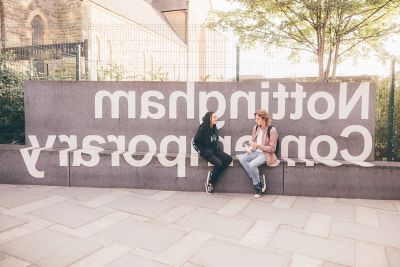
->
[254,109,272,125]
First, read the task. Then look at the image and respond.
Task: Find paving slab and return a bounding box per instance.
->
[106,195,174,218]
[190,240,290,267]
[177,209,253,239]
[0,214,27,233]
[107,254,168,267]
[0,229,101,267]
[0,189,47,208]
[292,198,354,220]
[331,219,400,249]
[29,201,109,228]
[377,211,400,232]
[269,228,355,266]
[166,192,230,210]
[386,247,400,267]
[98,218,186,253]
[48,186,113,202]
[240,202,309,227]
[356,241,388,267]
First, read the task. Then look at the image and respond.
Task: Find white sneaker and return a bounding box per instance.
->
[205,171,212,194]
[206,171,211,185]
[254,188,262,198]
[261,174,267,193]
[205,183,214,195]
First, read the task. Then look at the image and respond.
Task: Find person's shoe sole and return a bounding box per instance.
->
[205,171,211,194]
[262,174,266,193]
[205,183,213,195]
[254,193,262,198]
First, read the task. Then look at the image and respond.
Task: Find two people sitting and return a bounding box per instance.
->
[193,109,280,198]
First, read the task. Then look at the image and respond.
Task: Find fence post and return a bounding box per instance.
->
[236,45,240,82]
[386,58,395,161]
[75,43,81,81]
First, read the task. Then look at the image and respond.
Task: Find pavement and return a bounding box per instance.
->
[0,184,399,267]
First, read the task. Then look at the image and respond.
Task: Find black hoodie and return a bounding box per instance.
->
[193,111,219,155]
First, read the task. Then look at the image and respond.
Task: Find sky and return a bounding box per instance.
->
[210,0,399,78]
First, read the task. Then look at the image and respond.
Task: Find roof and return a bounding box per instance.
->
[150,0,188,12]
[90,0,186,45]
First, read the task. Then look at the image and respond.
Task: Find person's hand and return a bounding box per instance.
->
[250,142,260,149]
[245,144,252,154]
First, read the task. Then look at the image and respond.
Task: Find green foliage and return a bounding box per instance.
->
[207,0,400,79]
[0,52,25,144]
[98,64,131,81]
[375,75,400,161]
[149,66,169,81]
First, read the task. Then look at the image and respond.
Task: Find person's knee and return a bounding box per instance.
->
[238,154,246,164]
[214,159,224,169]
[248,161,259,169]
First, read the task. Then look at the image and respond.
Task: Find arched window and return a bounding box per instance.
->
[142,51,147,80]
[31,15,44,45]
[107,40,112,64]
[199,27,206,79]
[96,36,101,60]
[149,54,153,76]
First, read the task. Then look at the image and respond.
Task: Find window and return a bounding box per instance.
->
[31,15,44,45]
[96,36,101,60]
[107,40,112,64]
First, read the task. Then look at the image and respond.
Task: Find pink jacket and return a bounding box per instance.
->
[251,124,278,165]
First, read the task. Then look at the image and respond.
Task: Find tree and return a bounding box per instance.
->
[207,0,400,80]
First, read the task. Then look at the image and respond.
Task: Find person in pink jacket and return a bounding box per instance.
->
[238,109,280,197]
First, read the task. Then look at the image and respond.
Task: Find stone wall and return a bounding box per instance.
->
[2,0,87,47]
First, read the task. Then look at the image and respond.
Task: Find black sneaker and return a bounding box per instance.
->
[254,187,262,198]
[205,182,214,195]
[260,174,266,193]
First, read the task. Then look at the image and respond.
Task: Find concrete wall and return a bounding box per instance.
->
[284,161,400,199]
[1,80,391,199]
[0,145,69,186]
[24,80,376,162]
[67,151,284,194]
[1,145,399,199]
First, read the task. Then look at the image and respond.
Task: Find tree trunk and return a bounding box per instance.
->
[324,49,333,81]
[0,0,5,49]
[317,25,325,80]
[318,45,324,79]
[331,38,340,77]
[316,1,326,81]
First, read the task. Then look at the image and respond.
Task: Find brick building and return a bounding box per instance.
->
[0,0,228,81]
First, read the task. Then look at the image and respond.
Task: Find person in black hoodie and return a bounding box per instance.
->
[193,111,232,194]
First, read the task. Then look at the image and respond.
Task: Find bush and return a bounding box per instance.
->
[375,76,400,161]
[0,52,25,144]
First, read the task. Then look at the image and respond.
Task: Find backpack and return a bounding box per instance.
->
[267,125,280,156]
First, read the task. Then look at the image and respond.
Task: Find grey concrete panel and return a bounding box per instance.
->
[24,81,376,161]
[284,161,400,200]
[69,152,284,194]
[0,146,68,186]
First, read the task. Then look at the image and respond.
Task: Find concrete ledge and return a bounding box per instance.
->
[284,160,400,200]
[68,152,284,195]
[0,145,69,186]
[1,146,399,199]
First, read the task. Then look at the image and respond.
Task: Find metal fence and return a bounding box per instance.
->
[0,24,399,161]
[375,60,400,161]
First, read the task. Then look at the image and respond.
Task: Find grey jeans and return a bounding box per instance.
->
[238,151,266,186]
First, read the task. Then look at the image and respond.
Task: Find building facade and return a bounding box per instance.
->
[0,0,229,81]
